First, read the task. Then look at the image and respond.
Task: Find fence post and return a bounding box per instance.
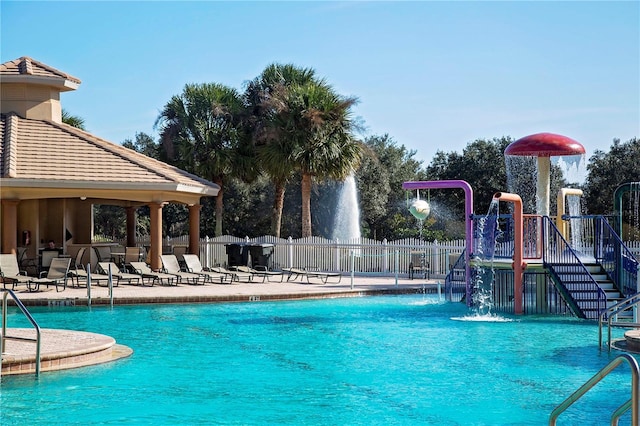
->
[350,249,354,289]
[433,239,439,276]
[335,238,341,272]
[383,239,389,273]
[287,236,293,269]
[395,249,399,287]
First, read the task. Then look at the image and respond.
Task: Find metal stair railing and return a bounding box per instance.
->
[543,217,607,319]
[549,353,639,426]
[596,217,639,297]
[1,289,41,378]
[599,291,640,352]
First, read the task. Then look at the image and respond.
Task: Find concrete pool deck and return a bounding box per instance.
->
[2,275,444,376]
[8,274,443,306]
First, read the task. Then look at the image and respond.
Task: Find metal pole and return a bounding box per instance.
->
[108,264,114,307]
[86,264,91,307]
[395,250,399,287]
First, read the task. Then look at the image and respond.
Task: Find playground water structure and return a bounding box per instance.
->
[504,132,586,216]
[402,179,473,304]
[406,134,638,321]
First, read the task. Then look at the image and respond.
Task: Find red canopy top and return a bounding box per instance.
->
[504,133,585,157]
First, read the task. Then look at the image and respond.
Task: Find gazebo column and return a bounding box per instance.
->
[188,204,201,255]
[126,207,137,247]
[149,202,163,271]
[1,199,19,254]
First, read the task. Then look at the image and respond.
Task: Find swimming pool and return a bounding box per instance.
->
[0,295,634,425]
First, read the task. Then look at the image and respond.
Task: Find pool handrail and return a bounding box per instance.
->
[548,353,639,425]
[599,291,640,352]
[1,288,41,378]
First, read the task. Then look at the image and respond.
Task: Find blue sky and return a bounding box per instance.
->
[2,1,638,167]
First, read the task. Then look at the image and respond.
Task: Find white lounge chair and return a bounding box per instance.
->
[283,267,341,284]
[98,262,141,286]
[160,255,205,285]
[182,254,233,284]
[129,262,177,286]
[235,265,283,283]
[209,265,254,283]
[28,257,71,292]
[68,247,112,287]
[0,253,32,290]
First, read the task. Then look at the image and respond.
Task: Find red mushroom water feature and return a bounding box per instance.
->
[504,133,585,216]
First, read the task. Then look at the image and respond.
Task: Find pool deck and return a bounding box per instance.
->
[2,275,443,376]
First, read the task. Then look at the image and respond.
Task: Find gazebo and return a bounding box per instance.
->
[0,56,220,271]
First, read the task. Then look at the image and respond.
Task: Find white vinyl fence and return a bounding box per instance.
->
[126,235,467,278]
[108,235,640,279]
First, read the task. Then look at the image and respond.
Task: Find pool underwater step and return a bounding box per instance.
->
[1,328,132,376]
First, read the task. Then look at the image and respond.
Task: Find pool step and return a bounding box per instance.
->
[1,328,132,376]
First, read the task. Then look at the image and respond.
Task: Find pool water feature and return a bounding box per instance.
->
[0,296,634,425]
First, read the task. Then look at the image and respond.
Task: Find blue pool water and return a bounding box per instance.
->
[0,295,634,425]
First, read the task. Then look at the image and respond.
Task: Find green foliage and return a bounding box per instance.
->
[358,134,425,240]
[155,82,254,237]
[122,132,160,158]
[584,138,640,215]
[93,205,125,239]
[61,109,86,130]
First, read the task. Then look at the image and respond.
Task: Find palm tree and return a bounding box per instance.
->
[245,63,317,237]
[265,79,362,237]
[155,83,251,236]
[61,109,86,130]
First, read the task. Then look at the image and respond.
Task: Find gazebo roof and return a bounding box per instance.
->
[0,113,219,204]
[0,57,219,205]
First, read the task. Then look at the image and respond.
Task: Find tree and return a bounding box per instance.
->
[353,144,390,239]
[361,134,425,240]
[61,109,86,130]
[584,138,640,215]
[266,79,361,237]
[122,132,160,158]
[155,83,253,237]
[245,63,317,237]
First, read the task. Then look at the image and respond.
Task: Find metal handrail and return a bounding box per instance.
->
[1,289,41,377]
[549,353,639,425]
[599,292,640,352]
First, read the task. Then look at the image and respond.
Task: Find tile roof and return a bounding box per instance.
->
[0,112,219,198]
[0,56,81,86]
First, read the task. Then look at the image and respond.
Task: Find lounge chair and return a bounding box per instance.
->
[305,267,342,284]
[69,247,113,287]
[209,265,254,283]
[40,250,59,275]
[17,247,38,276]
[160,254,205,285]
[282,267,342,284]
[28,257,71,292]
[282,267,308,282]
[98,262,142,286]
[182,254,233,284]
[124,246,143,266]
[129,261,177,286]
[235,265,283,283]
[409,251,430,279]
[0,253,32,290]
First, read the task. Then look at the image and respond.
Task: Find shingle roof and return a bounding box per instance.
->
[0,112,219,198]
